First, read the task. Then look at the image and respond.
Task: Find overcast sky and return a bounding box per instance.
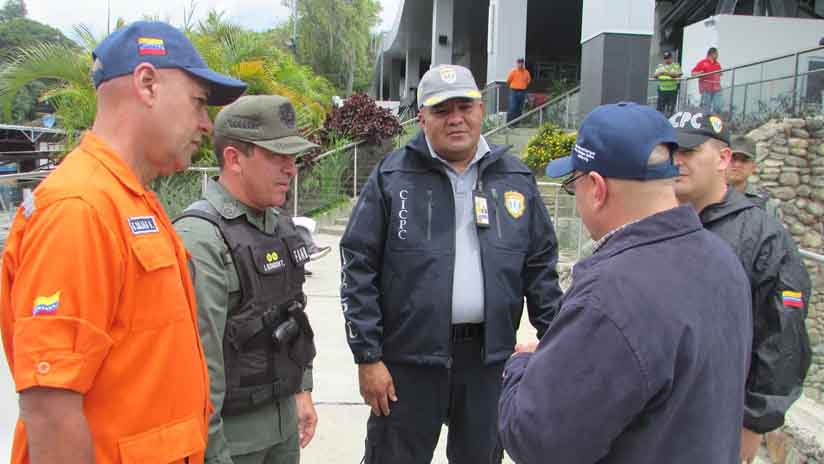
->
[26,0,401,40]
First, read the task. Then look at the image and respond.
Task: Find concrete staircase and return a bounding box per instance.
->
[486,126,539,158]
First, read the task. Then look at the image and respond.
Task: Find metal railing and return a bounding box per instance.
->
[537,181,588,263]
[646,46,824,128]
[0,170,820,267]
[484,86,581,138]
[482,84,581,133]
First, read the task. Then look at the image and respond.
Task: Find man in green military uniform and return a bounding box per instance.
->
[726,134,782,219]
[654,51,682,116]
[175,95,319,464]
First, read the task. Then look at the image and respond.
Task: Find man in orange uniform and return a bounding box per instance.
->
[0,21,246,463]
[506,58,531,122]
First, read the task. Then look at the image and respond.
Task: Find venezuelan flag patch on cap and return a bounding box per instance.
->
[782,290,803,309]
[138,37,166,56]
[32,291,60,316]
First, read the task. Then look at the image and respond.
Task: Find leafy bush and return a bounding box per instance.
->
[522,123,577,174]
[321,93,401,146]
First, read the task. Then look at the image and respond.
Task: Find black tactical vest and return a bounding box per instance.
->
[177,201,316,416]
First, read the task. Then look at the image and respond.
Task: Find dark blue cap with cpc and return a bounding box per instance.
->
[546,102,679,180]
[92,21,247,106]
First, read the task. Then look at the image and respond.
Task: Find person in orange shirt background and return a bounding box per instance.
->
[506,58,531,122]
[0,21,246,463]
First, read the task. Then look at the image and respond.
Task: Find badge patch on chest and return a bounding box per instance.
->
[263,250,285,273]
[504,191,525,219]
[128,216,159,235]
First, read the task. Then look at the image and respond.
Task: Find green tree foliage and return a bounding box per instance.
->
[281,0,381,94]
[0,0,79,123]
[0,0,26,21]
[189,10,337,136]
[0,13,338,144]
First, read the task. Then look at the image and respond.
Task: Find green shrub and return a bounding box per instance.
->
[522,123,577,174]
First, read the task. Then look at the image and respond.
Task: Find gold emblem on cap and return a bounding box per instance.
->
[439,67,457,84]
[709,115,723,134]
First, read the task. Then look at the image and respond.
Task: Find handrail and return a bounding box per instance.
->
[483,86,580,138]
[655,45,824,84]
[649,64,824,87]
[298,115,419,168]
[0,171,50,180]
[800,249,824,264]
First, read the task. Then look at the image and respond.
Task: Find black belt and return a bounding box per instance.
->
[452,323,484,342]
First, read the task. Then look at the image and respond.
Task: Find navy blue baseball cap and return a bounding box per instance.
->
[546,102,679,180]
[92,21,247,106]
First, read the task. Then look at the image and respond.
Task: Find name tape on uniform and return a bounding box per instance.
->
[128,216,159,235]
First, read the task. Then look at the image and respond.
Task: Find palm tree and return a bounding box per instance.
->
[0,13,338,154]
[0,40,94,150]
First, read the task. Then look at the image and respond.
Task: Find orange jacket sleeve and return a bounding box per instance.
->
[2,199,123,394]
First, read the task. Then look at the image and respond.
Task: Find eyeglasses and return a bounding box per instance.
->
[561,172,587,196]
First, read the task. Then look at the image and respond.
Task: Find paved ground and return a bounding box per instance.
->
[302,234,526,463]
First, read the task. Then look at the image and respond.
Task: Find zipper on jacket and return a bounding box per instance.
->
[491,188,503,240]
[478,166,490,363]
[427,189,433,241]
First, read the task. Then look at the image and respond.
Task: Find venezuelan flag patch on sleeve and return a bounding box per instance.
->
[138,37,166,56]
[32,291,61,316]
[782,290,803,309]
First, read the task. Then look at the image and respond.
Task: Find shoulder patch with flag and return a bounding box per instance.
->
[33,291,61,316]
[138,37,166,56]
[782,290,803,309]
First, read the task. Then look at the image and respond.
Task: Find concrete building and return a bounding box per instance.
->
[373,0,583,106]
[374,0,824,117]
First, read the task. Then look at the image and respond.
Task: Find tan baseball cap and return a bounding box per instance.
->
[417,65,482,109]
[214,95,318,156]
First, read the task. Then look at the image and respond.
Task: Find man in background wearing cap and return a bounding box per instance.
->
[499,102,752,463]
[506,58,531,122]
[726,135,782,219]
[0,20,245,463]
[670,110,811,463]
[175,95,318,464]
[341,64,562,463]
[653,51,682,116]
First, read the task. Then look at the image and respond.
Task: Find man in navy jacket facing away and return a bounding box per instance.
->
[341,64,563,463]
[498,102,753,463]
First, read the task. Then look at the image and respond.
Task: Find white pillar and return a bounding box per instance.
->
[404,48,422,99]
[431,0,454,66]
[486,0,528,85]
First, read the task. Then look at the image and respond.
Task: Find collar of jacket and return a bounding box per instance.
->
[203,177,280,233]
[405,130,511,174]
[588,206,703,261]
[698,186,755,226]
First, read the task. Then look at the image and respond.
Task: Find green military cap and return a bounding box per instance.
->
[214,95,318,156]
[730,135,757,160]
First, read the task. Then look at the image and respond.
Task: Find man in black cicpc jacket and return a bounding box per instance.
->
[339,64,563,464]
[671,109,812,463]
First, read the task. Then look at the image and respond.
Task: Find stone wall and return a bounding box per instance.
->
[746,117,824,405]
